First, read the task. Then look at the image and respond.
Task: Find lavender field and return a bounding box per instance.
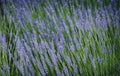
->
[0,0,120,76]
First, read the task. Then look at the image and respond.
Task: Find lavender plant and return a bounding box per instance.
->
[0,0,120,76]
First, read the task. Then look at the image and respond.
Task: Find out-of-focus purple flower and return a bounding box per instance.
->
[87,8,92,14]
[49,41,55,51]
[97,0,101,3]
[58,43,64,52]
[66,56,72,65]
[32,30,38,50]
[63,66,69,76]
[86,38,90,44]
[44,33,50,39]
[83,55,86,64]
[45,56,53,68]
[70,44,74,52]
[56,53,62,63]
[40,55,48,74]
[72,64,78,74]
[27,62,35,76]
[76,54,81,62]
[89,54,93,61]
[115,32,118,39]
[3,62,10,74]
[3,63,9,70]
[84,47,88,54]
[16,38,26,58]
[92,44,96,51]
[102,45,106,54]
[62,20,69,33]
[23,41,32,53]
[0,68,5,76]
[36,57,46,76]
[76,41,81,50]
[55,67,61,76]
[0,32,7,51]
[39,40,48,54]
[97,56,102,63]
[73,38,81,50]
[49,48,57,66]
[61,71,65,76]
[8,49,12,61]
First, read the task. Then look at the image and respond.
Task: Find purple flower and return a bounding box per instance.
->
[61,71,65,76]
[45,56,53,68]
[70,44,74,52]
[49,49,57,66]
[84,47,88,54]
[28,62,35,76]
[97,56,102,63]
[115,32,118,39]
[89,54,93,61]
[83,55,86,64]
[63,66,69,76]
[36,57,46,76]
[72,64,78,74]
[74,38,81,50]
[32,30,39,50]
[3,63,10,74]
[0,68,5,76]
[92,44,96,51]
[8,49,12,61]
[58,44,64,52]
[55,67,61,76]
[97,0,101,3]
[40,56,48,74]
[66,56,72,65]
[56,53,62,63]
[102,45,106,54]
[0,32,7,51]
[76,54,81,62]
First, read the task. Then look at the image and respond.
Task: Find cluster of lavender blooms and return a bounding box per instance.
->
[0,0,120,76]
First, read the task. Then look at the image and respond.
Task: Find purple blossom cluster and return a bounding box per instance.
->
[0,0,120,75]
